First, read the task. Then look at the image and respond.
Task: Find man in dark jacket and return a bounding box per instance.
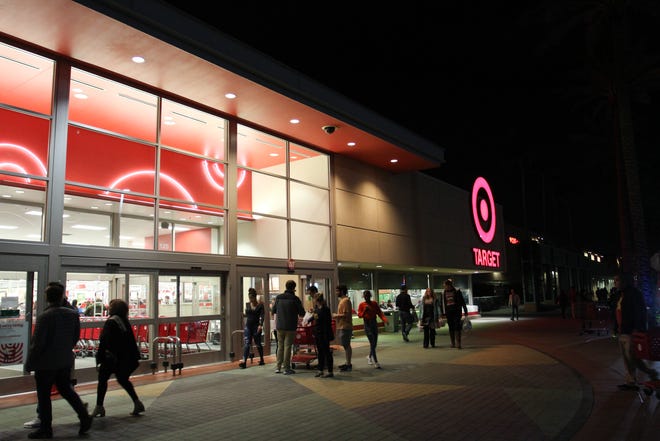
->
[271,280,305,375]
[25,282,92,439]
[395,284,415,342]
[614,273,658,390]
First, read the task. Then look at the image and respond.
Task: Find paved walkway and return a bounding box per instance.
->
[1,311,658,441]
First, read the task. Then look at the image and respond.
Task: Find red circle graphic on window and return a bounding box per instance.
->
[471,177,496,244]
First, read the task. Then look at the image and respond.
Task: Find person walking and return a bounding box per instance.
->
[307,293,335,378]
[357,290,388,368]
[556,289,569,319]
[239,288,265,368]
[24,282,92,439]
[442,279,469,349]
[93,299,144,418]
[418,288,441,348]
[271,280,305,375]
[508,288,521,321]
[613,273,658,390]
[333,284,354,372]
[395,284,415,342]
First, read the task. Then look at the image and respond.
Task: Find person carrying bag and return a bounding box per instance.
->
[93,299,144,418]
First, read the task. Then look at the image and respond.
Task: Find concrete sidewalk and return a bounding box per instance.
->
[1,312,657,441]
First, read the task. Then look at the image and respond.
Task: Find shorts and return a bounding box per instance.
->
[336,328,352,348]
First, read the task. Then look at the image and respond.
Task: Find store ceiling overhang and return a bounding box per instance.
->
[0,0,445,173]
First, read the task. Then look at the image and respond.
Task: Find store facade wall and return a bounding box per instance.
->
[334,156,507,310]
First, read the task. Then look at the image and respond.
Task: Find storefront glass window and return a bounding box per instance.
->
[236,125,286,176]
[237,215,287,258]
[160,99,226,160]
[0,184,47,242]
[69,69,157,142]
[289,143,328,188]
[160,149,225,206]
[290,182,329,223]
[157,202,225,254]
[291,222,331,261]
[65,126,156,193]
[0,42,53,115]
[242,169,286,216]
[62,189,156,248]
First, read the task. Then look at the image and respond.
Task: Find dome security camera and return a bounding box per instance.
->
[322,125,337,134]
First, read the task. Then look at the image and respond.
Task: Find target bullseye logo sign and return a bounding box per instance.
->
[471,177,501,268]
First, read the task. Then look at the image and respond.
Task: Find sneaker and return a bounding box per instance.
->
[323,373,334,378]
[27,428,52,439]
[375,362,381,369]
[314,371,324,377]
[339,364,352,372]
[258,360,265,366]
[238,362,246,369]
[24,417,41,429]
[403,336,410,342]
[274,368,282,374]
[367,355,373,365]
[283,369,296,375]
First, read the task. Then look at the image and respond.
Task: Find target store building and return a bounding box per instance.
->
[0,0,505,395]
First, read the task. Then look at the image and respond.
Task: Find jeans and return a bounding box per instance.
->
[399,311,413,338]
[363,319,380,362]
[276,329,295,370]
[242,325,263,361]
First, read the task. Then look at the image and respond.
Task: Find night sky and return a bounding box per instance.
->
[162,0,660,259]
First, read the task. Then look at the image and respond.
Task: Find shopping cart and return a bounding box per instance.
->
[579,303,610,336]
[632,327,660,400]
[290,320,336,370]
[291,325,317,369]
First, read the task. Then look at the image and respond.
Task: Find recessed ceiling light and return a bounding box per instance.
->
[347,142,356,147]
[289,118,300,124]
[269,153,279,157]
[225,93,237,99]
[132,56,145,63]
[74,93,88,100]
[390,159,398,163]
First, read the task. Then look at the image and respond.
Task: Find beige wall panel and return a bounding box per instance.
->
[334,190,379,231]
[377,232,419,265]
[335,225,383,263]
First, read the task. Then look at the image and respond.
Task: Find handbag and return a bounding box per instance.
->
[462,316,472,331]
[99,349,118,372]
[437,317,446,328]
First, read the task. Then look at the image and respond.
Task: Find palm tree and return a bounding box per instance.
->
[525,0,660,309]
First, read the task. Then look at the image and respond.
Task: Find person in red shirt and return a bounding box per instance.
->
[357,290,388,369]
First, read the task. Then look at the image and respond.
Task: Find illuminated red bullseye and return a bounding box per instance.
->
[471,177,496,244]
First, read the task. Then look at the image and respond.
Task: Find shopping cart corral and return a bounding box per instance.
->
[149,335,183,376]
[632,328,660,401]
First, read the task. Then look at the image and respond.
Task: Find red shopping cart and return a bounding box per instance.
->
[291,325,317,369]
[579,303,611,336]
[632,327,660,399]
[290,320,336,370]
